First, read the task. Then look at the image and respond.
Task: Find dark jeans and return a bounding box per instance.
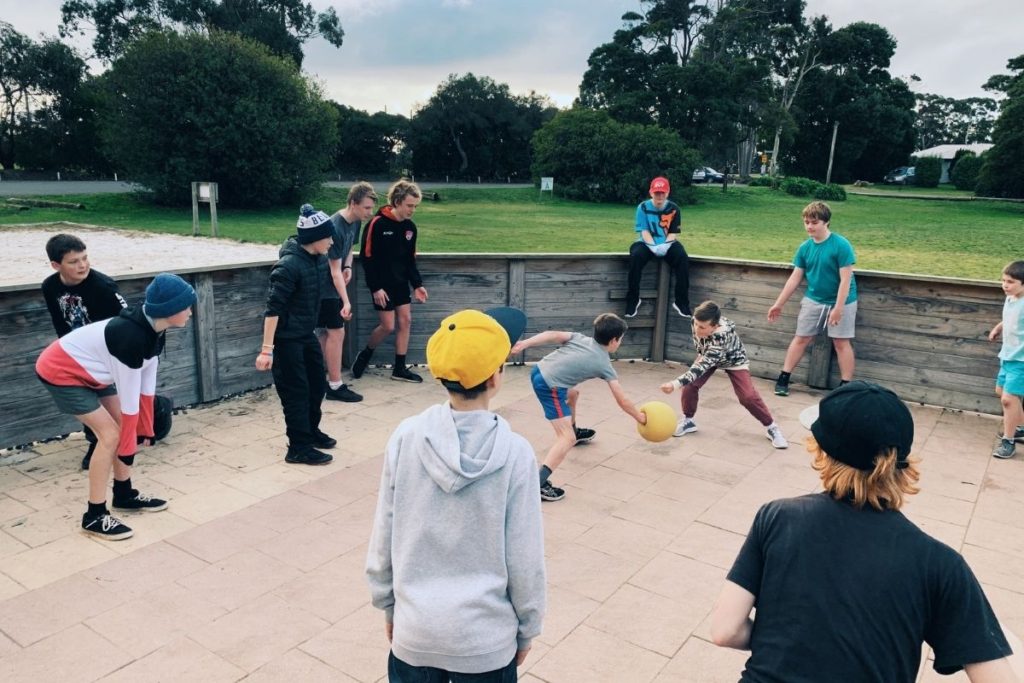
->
[625,240,690,310]
[388,652,517,683]
[271,337,326,448]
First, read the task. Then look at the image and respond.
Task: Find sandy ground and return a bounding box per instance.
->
[2,224,280,288]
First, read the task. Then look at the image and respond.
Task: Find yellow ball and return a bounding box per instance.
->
[637,401,677,443]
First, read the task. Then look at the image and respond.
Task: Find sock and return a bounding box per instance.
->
[86,501,107,518]
[329,380,344,390]
[539,465,552,486]
[778,371,792,383]
[395,354,407,369]
[113,478,133,499]
[362,345,375,357]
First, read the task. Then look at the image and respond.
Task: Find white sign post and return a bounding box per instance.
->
[191,182,220,237]
[540,176,554,199]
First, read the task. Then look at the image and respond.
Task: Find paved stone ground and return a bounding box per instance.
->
[0,362,1020,682]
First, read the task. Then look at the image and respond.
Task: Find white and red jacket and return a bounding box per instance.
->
[36,307,163,456]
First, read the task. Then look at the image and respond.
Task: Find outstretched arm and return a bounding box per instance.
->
[607,379,645,424]
[511,330,573,355]
[768,267,805,322]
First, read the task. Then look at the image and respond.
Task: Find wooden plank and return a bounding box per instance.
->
[806,336,834,389]
[651,260,671,362]
[193,272,220,402]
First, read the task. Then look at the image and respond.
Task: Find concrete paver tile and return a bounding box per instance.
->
[674,453,753,488]
[222,463,321,499]
[192,594,329,672]
[585,584,704,657]
[0,571,27,601]
[966,517,1024,559]
[538,486,622,529]
[210,443,287,473]
[542,515,592,548]
[244,648,358,682]
[96,635,246,683]
[100,511,196,556]
[961,544,1024,594]
[0,466,36,491]
[0,527,30,560]
[234,490,339,534]
[9,447,82,482]
[644,472,731,510]
[545,542,646,603]
[576,516,674,561]
[602,444,692,480]
[300,602,388,683]
[199,421,286,448]
[905,513,966,550]
[297,468,381,507]
[0,623,132,683]
[668,522,745,570]
[0,496,35,523]
[0,630,18,657]
[316,492,379,533]
[165,515,280,563]
[903,490,977,527]
[0,572,120,646]
[529,624,667,683]
[148,459,243,494]
[174,548,302,611]
[653,636,749,682]
[697,481,807,535]
[6,470,91,511]
[256,519,365,572]
[170,483,261,525]
[569,465,656,502]
[84,540,209,598]
[272,545,371,624]
[535,584,601,647]
[1,532,119,590]
[85,582,228,658]
[611,492,702,537]
[2,504,82,548]
[630,551,725,608]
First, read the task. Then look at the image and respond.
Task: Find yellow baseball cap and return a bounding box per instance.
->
[427,308,526,390]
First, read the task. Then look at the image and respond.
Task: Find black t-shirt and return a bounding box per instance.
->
[41,269,127,337]
[728,492,1010,683]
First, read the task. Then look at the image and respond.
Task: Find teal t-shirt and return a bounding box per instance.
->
[1000,295,1024,362]
[793,233,857,305]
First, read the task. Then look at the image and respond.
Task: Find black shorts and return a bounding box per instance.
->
[372,286,412,312]
[317,299,345,329]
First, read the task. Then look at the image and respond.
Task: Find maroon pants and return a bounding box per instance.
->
[681,368,773,426]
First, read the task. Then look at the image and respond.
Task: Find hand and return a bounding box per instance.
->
[342,268,353,285]
[638,411,648,425]
[341,302,352,321]
[137,437,154,447]
[660,382,675,394]
[511,340,526,355]
[255,353,273,371]
[989,326,1002,342]
[413,286,428,303]
[385,622,393,643]
[827,306,843,326]
[767,304,782,323]
[516,648,531,666]
[372,289,389,307]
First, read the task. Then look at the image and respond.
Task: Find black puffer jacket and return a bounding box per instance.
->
[264,237,326,341]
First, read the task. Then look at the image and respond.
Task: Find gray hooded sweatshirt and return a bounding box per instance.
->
[366,402,546,673]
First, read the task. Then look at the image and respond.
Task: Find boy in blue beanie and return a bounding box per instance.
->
[36,272,196,540]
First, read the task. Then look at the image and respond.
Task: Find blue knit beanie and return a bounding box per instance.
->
[296,207,333,244]
[144,273,197,318]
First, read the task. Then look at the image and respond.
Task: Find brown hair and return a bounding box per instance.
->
[693,300,721,325]
[801,201,832,224]
[593,313,627,345]
[347,181,377,206]
[46,233,87,263]
[807,436,920,511]
[387,180,421,208]
[1003,260,1024,283]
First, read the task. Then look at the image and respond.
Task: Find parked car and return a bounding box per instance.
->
[883,166,916,185]
[692,166,725,183]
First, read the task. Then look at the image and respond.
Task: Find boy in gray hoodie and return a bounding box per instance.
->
[366,307,545,681]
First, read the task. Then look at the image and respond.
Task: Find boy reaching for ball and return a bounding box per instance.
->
[661,301,788,449]
[512,313,647,502]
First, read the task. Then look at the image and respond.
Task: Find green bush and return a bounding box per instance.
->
[747,175,776,188]
[100,30,337,207]
[950,153,983,191]
[814,183,847,201]
[781,176,821,197]
[531,108,700,203]
[912,156,942,188]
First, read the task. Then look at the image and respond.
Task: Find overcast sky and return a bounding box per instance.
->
[2,0,1019,115]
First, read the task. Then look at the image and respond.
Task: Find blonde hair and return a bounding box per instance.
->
[387,180,421,208]
[808,436,920,511]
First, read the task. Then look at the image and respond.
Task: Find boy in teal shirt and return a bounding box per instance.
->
[989,260,1024,459]
[767,201,857,396]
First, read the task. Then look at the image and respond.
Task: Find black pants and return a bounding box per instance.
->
[388,651,517,682]
[625,240,690,310]
[271,337,326,448]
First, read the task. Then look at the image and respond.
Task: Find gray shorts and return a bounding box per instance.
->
[795,297,857,339]
[38,378,117,416]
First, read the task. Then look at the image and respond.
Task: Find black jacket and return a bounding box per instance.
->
[264,237,326,341]
[360,205,422,293]
[105,305,165,368]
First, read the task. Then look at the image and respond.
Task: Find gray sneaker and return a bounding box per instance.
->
[993,438,1016,459]
[995,426,1024,443]
[673,418,698,437]
[766,425,789,449]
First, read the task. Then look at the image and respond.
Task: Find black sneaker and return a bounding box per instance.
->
[81,441,96,470]
[112,491,168,513]
[574,427,596,445]
[313,431,337,449]
[285,446,334,465]
[625,299,642,318]
[325,385,363,402]
[540,481,565,502]
[351,348,373,379]
[391,366,423,383]
[82,512,133,540]
[774,377,790,397]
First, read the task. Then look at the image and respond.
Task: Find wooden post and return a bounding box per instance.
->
[508,259,526,362]
[650,260,671,361]
[825,121,839,185]
[191,182,200,236]
[209,187,219,237]
[192,272,220,401]
[806,335,834,389]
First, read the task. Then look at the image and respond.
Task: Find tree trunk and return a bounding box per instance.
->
[449,125,469,174]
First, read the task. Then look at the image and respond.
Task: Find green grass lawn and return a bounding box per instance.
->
[2,185,1021,280]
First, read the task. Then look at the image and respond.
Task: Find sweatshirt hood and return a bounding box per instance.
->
[415,403,511,493]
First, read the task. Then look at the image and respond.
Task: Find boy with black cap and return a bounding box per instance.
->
[35,272,195,540]
[366,307,546,680]
[710,381,1015,682]
[255,207,338,466]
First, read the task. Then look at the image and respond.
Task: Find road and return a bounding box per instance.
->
[1,180,533,196]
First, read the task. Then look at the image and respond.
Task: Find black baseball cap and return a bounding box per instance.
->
[810,381,914,471]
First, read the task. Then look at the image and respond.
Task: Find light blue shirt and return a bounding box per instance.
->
[1001,295,1024,361]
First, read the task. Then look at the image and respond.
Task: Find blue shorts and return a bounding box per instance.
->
[997,360,1024,397]
[531,366,571,420]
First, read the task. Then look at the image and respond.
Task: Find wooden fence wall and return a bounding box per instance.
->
[0,254,1003,449]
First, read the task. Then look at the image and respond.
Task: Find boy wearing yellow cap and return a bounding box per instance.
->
[366,308,546,680]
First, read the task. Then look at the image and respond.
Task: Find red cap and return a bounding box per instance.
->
[649,177,670,194]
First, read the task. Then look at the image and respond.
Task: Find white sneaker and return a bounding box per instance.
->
[766,425,789,449]
[673,418,698,437]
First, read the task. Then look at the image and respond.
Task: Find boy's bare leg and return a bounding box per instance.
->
[542,416,577,472]
[98,394,133,482]
[77,403,120,504]
[366,310,396,349]
[832,338,856,381]
[1000,389,1024,438]
[567,388,579,425]
[781,335,814,373]
[394,304,412,355]
[321,327,343,382]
